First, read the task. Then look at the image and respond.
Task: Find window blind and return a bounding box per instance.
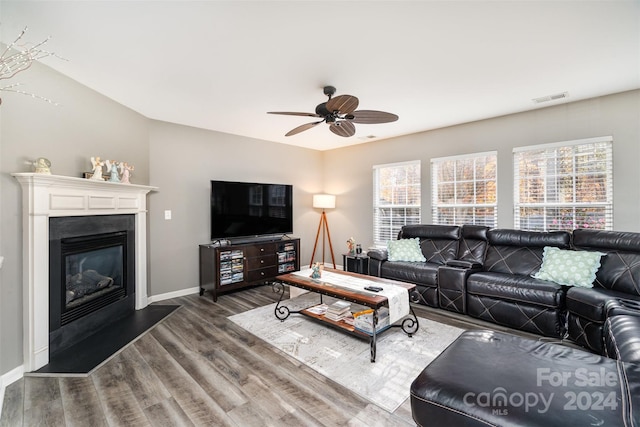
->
[373,161,421,246]
[431,152,497,227]
[513,136,613,231]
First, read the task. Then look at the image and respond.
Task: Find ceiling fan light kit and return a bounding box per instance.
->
[268,86,398,138]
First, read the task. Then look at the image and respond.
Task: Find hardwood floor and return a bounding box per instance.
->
[1,285,426,426]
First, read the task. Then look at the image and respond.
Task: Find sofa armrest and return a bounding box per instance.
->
[445,259,482,269]
[606,298,640,318]
[367,249,387,277]
[367,249,388,262]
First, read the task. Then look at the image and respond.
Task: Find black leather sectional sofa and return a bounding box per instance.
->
[368,224,640,351]
[368,224,640,425]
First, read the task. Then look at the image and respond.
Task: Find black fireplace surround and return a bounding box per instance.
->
[49,214,135,356]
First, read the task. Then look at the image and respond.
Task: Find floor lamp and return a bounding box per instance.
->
[310,194,336,269]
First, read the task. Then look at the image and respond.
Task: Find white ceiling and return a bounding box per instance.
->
[1,1,639,151]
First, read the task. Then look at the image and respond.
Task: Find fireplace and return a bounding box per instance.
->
[49,215,136,356]
[13,173,156,371]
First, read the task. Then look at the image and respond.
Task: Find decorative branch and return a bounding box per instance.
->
[0,26,65,105]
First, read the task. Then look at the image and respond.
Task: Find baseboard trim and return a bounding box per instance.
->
[146,270,349,304]
[148,286,199,303]
[0,365,24,419]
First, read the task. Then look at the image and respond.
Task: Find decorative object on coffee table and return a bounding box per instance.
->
[310,262,323,279]
[310,193,336,268]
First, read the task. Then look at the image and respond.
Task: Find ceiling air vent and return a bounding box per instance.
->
[532,92,569,104]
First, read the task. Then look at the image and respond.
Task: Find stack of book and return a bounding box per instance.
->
[325,300,351,321]
[354,307,390,333]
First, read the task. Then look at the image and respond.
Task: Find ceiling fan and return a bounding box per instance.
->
[268,86,399,137]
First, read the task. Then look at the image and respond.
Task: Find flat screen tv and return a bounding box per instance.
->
[210,180,293,240]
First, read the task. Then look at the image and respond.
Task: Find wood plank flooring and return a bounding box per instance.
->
[2,285,433,426]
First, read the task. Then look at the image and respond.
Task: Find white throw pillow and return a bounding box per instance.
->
[387,238,426,262]
[533,246,604,288]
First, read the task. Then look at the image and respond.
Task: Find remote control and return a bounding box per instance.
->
[365,286,383,292]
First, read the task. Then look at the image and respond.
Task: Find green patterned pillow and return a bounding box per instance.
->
[533,246,605,288]
[387,238,426,262]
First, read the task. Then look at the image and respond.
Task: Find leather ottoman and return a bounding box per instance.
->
[410,330,640,426]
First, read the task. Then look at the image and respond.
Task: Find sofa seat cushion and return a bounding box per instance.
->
[411,330,640,427]
[467,272,565,308]
[566,287,640,322]
[380,261,439,287]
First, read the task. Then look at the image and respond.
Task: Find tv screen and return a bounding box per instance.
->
[210,180,293,240]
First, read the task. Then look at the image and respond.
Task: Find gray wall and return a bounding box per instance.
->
[323,89,640,251]
[147,120,324,296]
[1,57,639,379]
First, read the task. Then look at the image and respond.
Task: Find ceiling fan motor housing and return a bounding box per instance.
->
[315,103,331,116]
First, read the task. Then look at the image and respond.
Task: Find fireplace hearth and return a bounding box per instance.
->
[49,215,135,356]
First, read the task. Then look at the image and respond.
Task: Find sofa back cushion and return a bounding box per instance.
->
[484,229,571,276]
[573,229,640,296]
[399,225,460,265]
[458,225,490,263]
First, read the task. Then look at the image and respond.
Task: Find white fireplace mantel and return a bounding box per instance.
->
[12,173,157,372]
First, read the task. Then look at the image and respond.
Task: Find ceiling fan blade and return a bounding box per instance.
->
[326,95,359,115]
[330,120,356,137]
[349,110,399,124]
[268,111,321,117]
[285,120,324,136]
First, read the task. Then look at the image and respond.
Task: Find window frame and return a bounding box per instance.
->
[372,160,421,247]
[513,136,613,232]
[431,151,498,227]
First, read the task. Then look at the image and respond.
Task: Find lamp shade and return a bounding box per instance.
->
[313,194,336,209]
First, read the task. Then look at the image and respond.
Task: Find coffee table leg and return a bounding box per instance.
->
[272,281,291,321]
[401,307,420,337]
[370,310,378,362]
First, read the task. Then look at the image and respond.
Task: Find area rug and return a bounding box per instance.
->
[228,294,464,412]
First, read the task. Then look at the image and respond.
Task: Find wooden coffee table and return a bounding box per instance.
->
[273,268,420,362]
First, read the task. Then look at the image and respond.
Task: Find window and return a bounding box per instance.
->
[373,161,421,246]
[431,152,497,227]
[514,136,613,231]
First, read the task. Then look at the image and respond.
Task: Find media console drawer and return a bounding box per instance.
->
[246,266,278,282]
[245,243,277,257]
[247,254,277,270]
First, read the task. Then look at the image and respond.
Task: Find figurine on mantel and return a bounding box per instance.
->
[105,160,120,183]
[120,162,134,184]
[29,157,51,174]
[89,156,105,180]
